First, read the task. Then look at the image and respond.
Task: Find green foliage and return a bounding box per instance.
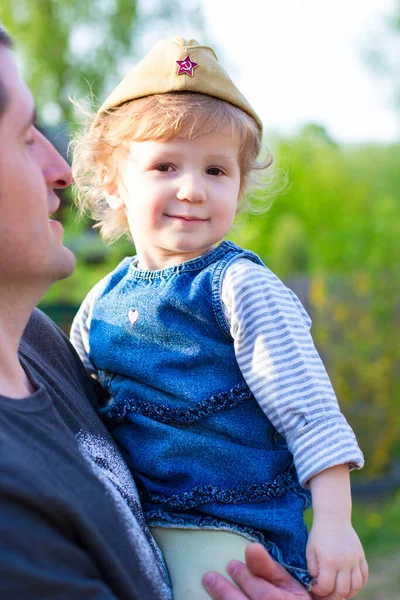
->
[366,0,400,113]
[230,131,400,277]
[0,0,139,124]
[308,273,400,476]
[268,214,310,276]
[0,0,206,126]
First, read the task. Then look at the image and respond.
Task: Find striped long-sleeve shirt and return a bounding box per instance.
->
[221,258,363,486]
[70,256,364,488]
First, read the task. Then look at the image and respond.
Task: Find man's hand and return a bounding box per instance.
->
[203,543,312,599]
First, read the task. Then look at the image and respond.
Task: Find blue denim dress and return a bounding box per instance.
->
[90,241,312,586]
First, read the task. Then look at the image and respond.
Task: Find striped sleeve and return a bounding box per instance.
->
[70,277,110,375]
[221,257,364,487]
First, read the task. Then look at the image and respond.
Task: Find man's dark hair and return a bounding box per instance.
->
[0,26,13,118]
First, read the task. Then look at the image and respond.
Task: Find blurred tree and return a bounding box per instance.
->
[0,0,205,125]
[0,0,139,124]
[231,130,400,279]
[297,123,338,148]
[366,1,400,112]
[269,214,310,276]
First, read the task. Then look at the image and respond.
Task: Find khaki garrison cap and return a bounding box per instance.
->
[99,36,263,133]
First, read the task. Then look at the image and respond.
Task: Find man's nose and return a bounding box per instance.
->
[41,131,73,189]
[176,173,206,203]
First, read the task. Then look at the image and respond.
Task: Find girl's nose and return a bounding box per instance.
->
[176,174,206,203]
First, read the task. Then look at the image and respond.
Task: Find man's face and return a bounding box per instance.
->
[0,47,75,289]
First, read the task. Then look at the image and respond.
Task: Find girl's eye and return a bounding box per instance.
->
[154,163,173,172]
[207,167,224,176]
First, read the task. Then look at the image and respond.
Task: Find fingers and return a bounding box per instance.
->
[311,555,369,600]
[202,571,247,600]
[347,557,369,599]
[203,544,314,600]
[335,569,351,599]
[245,543,308,594]
[312,567,365,600]
[245,544,285,581]
[203,562,285,600]
[346,568,362,599]
[360,556,369,586]
[305,546,318,580]
[203,556,304,600]
[227,559,286,600]
[310,565,338,599]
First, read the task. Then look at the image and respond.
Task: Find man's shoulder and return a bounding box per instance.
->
[21,308,85,369]
[19,308,100,413]
[21,308,69,351]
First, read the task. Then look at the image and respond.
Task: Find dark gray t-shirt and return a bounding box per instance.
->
[0,309,171,600]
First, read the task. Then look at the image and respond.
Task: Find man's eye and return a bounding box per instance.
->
[207,167,223,176]
[26,126,37,146]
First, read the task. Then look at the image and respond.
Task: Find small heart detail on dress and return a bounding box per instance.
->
[128,309,139,324]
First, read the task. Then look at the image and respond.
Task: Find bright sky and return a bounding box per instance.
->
[201,0,399,143]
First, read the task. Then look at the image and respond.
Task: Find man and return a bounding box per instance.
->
[0,27,312,599]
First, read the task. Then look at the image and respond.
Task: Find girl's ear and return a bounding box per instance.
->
[101,167,126,211]
[105,189,125,211]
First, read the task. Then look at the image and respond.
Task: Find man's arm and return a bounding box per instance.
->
[0,496,120,600]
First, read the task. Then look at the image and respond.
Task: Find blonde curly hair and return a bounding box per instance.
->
[71,92,272,242]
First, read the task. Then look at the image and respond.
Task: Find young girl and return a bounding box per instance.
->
[71,37,368,600]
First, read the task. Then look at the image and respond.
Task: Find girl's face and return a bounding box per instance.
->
[112,130,241,270]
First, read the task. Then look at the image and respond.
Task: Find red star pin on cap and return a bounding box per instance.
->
[176,55,199,77]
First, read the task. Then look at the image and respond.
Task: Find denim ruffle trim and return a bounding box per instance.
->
[104,382,252,425]
[141,471,294,510]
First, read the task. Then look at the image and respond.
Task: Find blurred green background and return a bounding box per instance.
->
[1,2,399,595]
